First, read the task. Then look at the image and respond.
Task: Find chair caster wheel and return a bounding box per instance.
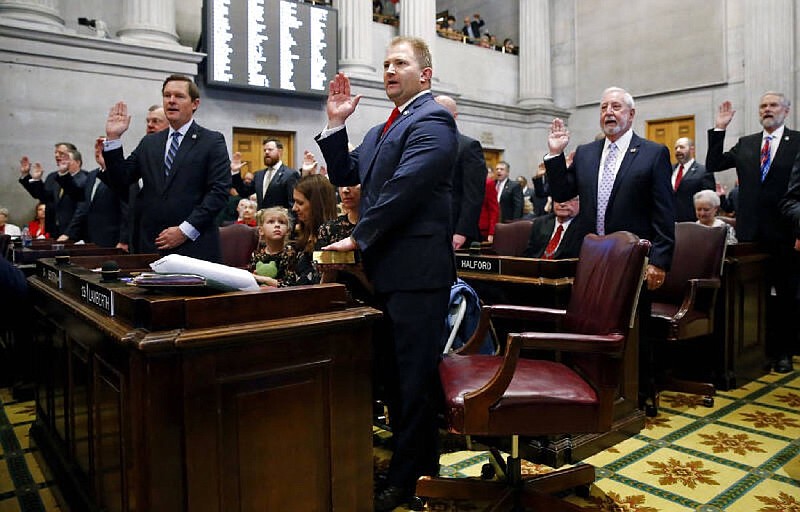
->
[481,463,496,480]
[408,495,425,511]
[702,396,714,407]
[645,403,658,417]
[575,484,592,499]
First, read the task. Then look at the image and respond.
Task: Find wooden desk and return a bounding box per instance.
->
[11,242,124,267]
[714,243,769,389]
[29,255,381,512]
[456,254,644,467]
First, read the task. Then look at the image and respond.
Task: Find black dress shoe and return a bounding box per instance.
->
[774,356,793,374]
[374,485,411,512]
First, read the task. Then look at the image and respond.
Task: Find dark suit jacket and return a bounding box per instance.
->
[64,169,129,247]
[316,93,458,293]
[19,170,88,237]
[523,214,590,259]
[233,163,299,210]
[101,121,231,262]
[707,127,800,243]
[498,179,523,222]
[531,175,550,216]
[779,151,800,238]
[673,160,715,222]
[450,133,486,242]
[546,132,675,269]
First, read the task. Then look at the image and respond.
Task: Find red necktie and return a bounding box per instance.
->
[382,107,400,135]
[674,164,684,191]
[760,136,772,181]
[543,224,564,259]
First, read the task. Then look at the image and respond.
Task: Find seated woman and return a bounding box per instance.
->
[236,198,257,227]
[316,185,373,303]
[284,175,338,286]
[0,207,21,237]
[694,189,737,245]
[28,202,50,239]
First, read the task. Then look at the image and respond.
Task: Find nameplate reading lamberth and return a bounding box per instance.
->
[456,255,500,274]
[80,281,115,316]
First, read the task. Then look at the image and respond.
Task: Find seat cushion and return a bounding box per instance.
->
[440,354,599,433]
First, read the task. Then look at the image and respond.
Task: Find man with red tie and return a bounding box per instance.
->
[706,92,800,373]
[523,196,589,259]
[315,36,458,511]
[672,137,715,222]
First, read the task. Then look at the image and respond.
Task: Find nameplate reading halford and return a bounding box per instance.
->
[456,255,500,274]
[80,281,115,316]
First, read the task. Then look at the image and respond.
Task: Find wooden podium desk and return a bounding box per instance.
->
[28,255,381,512]
[456,253,644,467]
[715,243,769,389]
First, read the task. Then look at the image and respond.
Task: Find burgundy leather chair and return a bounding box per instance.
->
[491,220,533,256]
[649,222,728,412]
[219,223,259,269]
[416,232,650,511]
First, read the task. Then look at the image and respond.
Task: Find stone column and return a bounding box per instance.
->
[0,0,64,31]
[398,0,435,46]
[336,0,374,78]
[118,0,179,46]
[517,0,552,107]
[743,0,795,133]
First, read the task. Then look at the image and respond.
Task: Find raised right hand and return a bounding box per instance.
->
[19,156,30,176]
[547,118,570,155]
[31,162,44,180]
[715,101,735,130]
[106,101,131,140]
[326,73,361,128]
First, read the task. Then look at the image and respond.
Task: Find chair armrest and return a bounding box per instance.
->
[512,332,626,356]
[463,336,523,428]
[673,277,721,320]
[484,304,567,323]
[456,304,566,354]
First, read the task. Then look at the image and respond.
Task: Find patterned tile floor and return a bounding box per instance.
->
[2,358,799,511]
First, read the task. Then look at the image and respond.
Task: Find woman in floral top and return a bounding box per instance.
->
[316,184,373,303]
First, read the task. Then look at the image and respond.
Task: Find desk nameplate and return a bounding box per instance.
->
[80,281,115,316]
[38,263,62,289]
[456,255,501,274]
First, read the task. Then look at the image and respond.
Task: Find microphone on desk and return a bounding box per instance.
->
[469,241,481,255]
[101,260,120,282]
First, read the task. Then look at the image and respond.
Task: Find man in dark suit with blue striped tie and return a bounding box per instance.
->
[707,92,800,372]
[101,74,231,262]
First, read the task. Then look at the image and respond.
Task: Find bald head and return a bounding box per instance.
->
[434,95,458,118]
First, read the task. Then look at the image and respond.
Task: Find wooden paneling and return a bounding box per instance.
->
[232,129,296,177]
[646,116,695,165]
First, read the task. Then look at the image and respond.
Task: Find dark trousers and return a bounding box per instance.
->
[763,241,800,358]
[374,287,450,491]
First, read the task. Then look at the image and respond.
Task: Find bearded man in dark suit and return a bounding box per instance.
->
[707,92,800,373]
[101,74,231,262]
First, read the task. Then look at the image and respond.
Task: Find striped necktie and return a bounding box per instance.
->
[165,132,181,176]
[596,142,618,235]
[760,135,772,182]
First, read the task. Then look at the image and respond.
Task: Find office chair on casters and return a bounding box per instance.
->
[417,232,651,511]
[491,220,534,256]
[647,222,728,415]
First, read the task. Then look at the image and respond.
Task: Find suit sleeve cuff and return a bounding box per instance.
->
[179,221,200,241]
[318,124,345,140]
[103,139,123,151]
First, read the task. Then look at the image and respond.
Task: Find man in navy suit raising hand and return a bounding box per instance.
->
[101,74,231,262]
[316,36,457,511]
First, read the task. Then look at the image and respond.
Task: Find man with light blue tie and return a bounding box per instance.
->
[706,92,800,373]
[101,74,231,262]
[545,86,675,414]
